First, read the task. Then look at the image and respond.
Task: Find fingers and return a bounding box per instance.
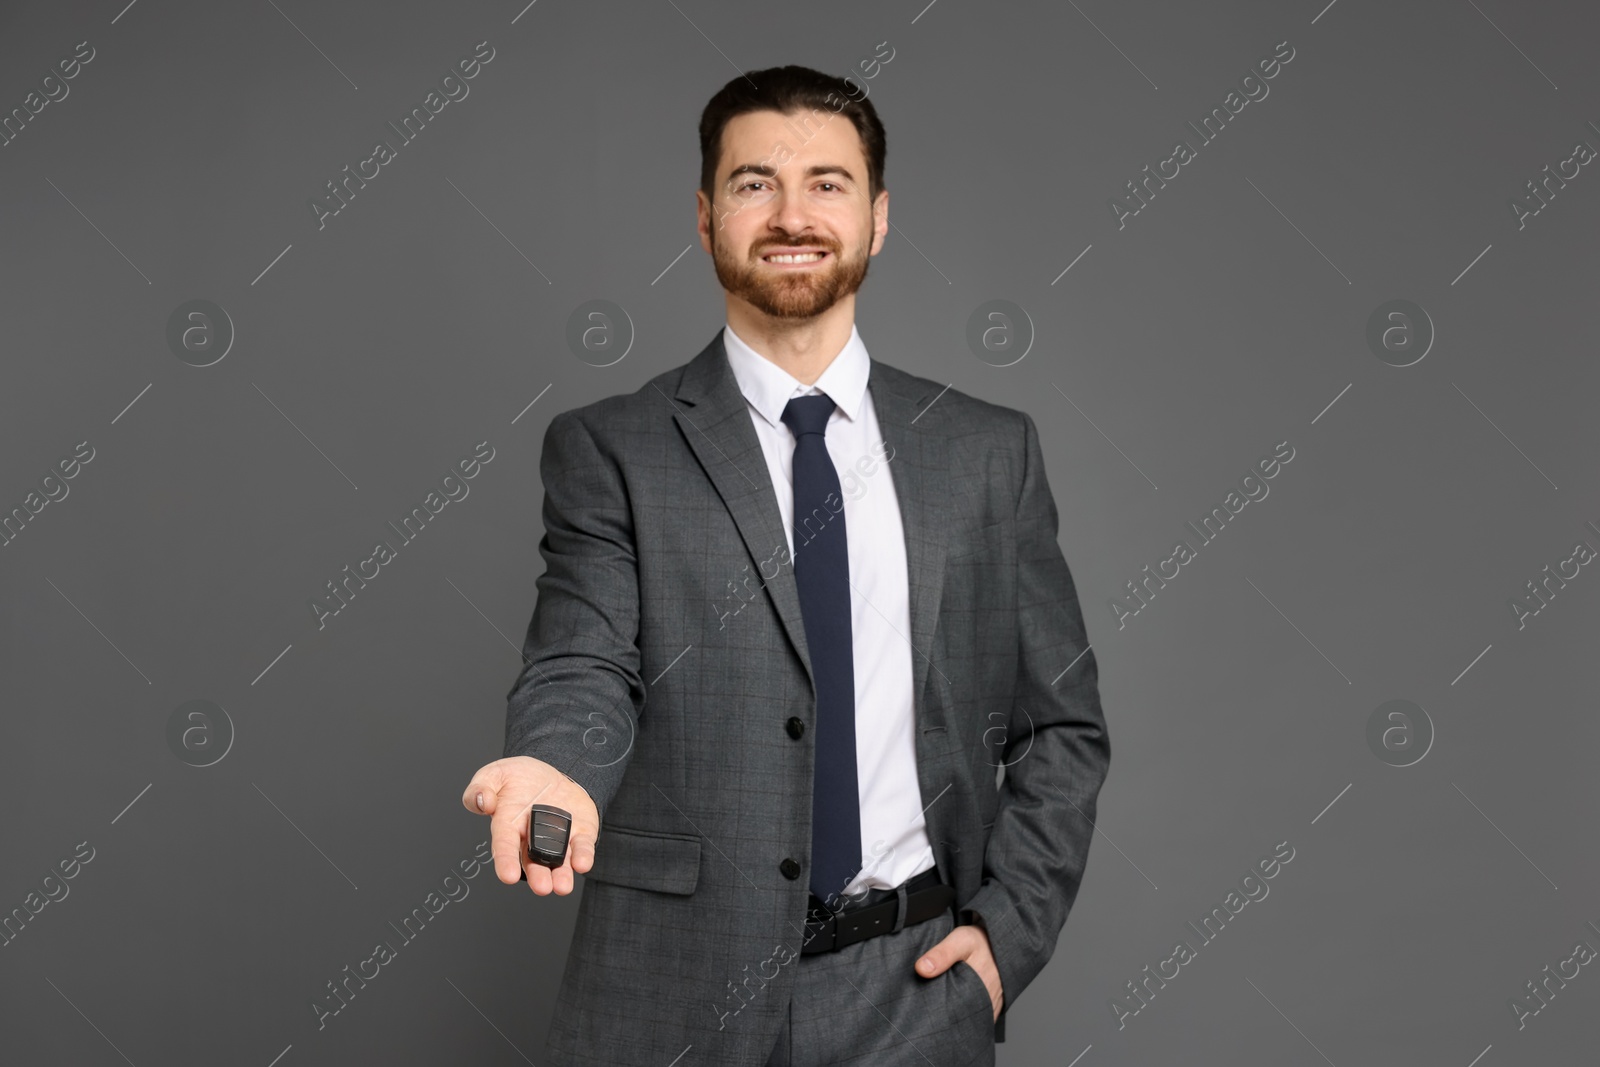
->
[490,802,526,885]
[463,761,532,885]
[523,849,575,895]
[916,924,977,977]
[916,927,1002,1019]
[916,937,952,977]
[461,767,521,885]
[568,828,596,875]
[524,855,557,894]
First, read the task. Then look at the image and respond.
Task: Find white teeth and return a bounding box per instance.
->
[764,252,825,263]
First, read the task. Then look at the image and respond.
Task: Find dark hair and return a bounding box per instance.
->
[698,64,887,207]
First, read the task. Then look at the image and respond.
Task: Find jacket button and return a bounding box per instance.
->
[786,716,805,739]
[780,858,802,880]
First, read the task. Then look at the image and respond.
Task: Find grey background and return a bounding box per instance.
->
[2,0,1596,1063]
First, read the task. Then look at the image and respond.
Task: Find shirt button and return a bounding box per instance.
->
[786,716,805,739]
[780,858,802,880]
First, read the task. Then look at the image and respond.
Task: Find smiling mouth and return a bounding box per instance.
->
[760,250,830,265]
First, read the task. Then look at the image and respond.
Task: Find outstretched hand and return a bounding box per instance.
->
[460,756,599,895]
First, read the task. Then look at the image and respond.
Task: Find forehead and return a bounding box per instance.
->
[717,108,866,174]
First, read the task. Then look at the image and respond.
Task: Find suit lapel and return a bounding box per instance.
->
[671,332,816,690]
[671,332,952,715]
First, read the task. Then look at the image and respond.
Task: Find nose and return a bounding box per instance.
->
[767,185,818,239]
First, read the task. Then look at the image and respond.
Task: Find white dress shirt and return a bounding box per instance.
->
[722,321,937,897]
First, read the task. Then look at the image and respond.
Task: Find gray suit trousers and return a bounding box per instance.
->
[762,908,996,1067]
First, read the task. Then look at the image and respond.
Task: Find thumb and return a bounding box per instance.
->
[914,928,963,978]
[464,768,504,816]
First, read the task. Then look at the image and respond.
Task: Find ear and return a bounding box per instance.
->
[696,188,716,254]
[869,187,890,256]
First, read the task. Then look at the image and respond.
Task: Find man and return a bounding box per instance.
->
[461,64,1110,1066]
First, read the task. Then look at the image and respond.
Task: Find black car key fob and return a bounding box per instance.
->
[518,805,573,880]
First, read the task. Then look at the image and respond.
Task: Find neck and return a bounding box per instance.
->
[725,294,856,385]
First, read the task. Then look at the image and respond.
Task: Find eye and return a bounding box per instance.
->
[818,182,842,192]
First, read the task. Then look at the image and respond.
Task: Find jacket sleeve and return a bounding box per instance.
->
[501,408,644,826]
[960,408,1112,1036]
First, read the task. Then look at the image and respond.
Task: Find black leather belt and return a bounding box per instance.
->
[800,867,955,955]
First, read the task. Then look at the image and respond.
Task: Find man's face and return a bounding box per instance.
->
[698,108,888,321]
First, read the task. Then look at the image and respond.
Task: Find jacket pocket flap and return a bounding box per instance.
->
[584,825,702,895]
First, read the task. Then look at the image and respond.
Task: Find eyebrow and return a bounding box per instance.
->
[724,163,858,186]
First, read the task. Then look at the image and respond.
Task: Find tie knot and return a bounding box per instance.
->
[781,394,837,438]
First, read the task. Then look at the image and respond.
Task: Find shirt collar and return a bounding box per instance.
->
[722,321,870,429]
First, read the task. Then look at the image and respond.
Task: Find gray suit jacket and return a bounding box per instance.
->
[503,330,1110,1065]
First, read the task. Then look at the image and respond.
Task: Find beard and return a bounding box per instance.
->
[710,229,872,320]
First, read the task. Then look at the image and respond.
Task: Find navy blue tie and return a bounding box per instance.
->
[780,394,861,910]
